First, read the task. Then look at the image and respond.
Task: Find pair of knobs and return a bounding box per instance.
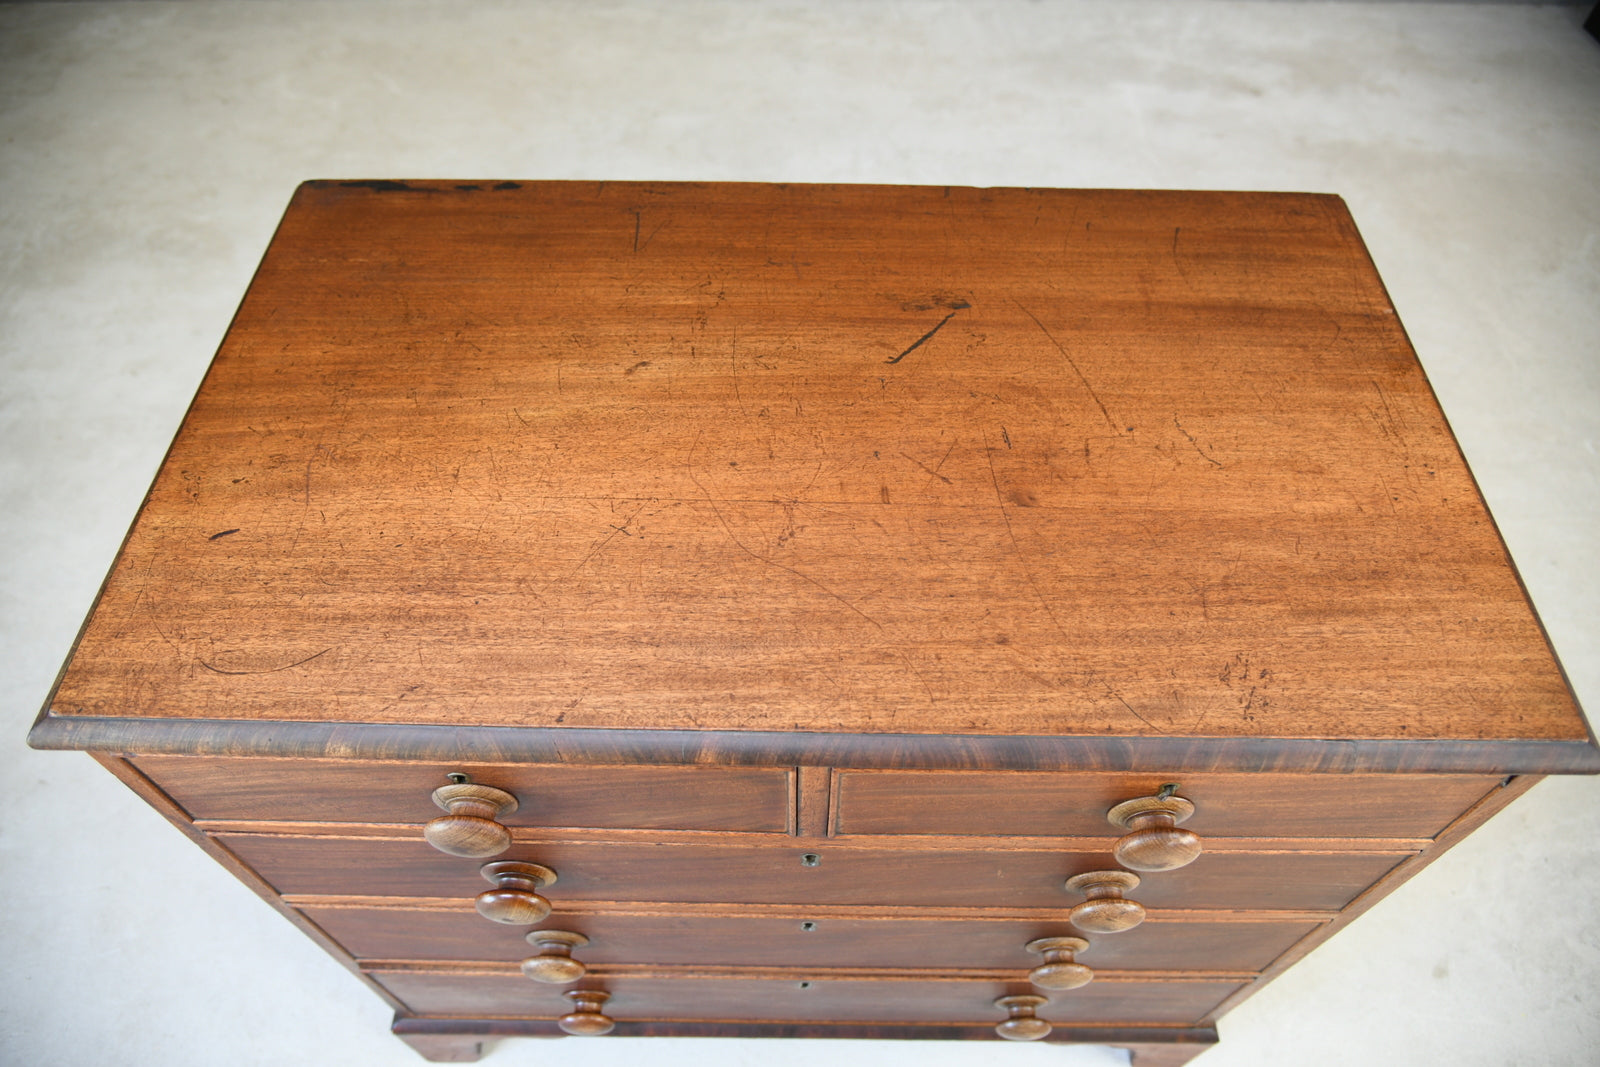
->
[1000,939,1108,1043]
[529,938,612,1037]
[1062,791,1203,935]
[421,782,559,926]
[424,782,1205,869]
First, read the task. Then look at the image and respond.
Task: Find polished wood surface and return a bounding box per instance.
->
[833,770,1499,838]
[301,905,1321,972]
[371,970,1244,1025]
[1065,870,1146,933]
[131,756,794,831]
[425,783,518,858]
[1025,937,1093,990]
[474,862,556,925]
[389,1014,1219,1052]
[35,714,1599,771]
[557,990,614,1036]
[31,184,1599,1061]
[993,993,1052,1040]
[220,834,1403,910]
[520,931,588,984]
[40,182,1590,766]
[1109,794,1202,872]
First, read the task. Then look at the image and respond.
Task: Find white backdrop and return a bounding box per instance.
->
[2,3,1597,1065]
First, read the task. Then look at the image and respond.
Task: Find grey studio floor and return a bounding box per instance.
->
[2,2,1598,1065]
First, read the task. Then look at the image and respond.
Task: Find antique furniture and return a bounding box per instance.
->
[30,181,1598,1064]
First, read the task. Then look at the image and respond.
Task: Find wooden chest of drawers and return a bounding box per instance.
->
[30,181,1597,1065]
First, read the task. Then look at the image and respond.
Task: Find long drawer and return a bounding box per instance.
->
[307,904,1319,972]
[370,970,1247,1026]
[222,834,1403,911]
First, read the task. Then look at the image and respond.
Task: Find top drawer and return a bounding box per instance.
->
[833,771,1500,840]
[131,756,793,834]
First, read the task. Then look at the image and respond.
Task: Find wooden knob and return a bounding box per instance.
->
[1108,792,1202,872]
[424,781,519,858]
[476,861,557,925]
[522,930,589,984]
[1065,870,1146,933]
[559,990,615,1036]
[1024,936,1093,990]
[993,994,1051,1041]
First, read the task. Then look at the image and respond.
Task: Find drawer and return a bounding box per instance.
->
[833,771,1499,839]
[371,970,1246,1025]
[309,905,1319,972]
[225,835,1403,911]
[134,756,792,833]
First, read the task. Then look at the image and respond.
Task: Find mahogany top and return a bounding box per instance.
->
[33,181,1597,771]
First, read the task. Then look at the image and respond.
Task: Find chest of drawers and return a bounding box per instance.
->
[30,181,1597,1065]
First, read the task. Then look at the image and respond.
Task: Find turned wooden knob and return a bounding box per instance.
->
[1065,870,1146,933]
[1024,936,1093,990]
[476,861,558,924]
[559,990,615,1036]
[1108,791,1202,872]
[424,780,519,858]
[522,930,589,984]
[994,994,1051,1041]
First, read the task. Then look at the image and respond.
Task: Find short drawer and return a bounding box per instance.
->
[133,756,793,833]
[371,970,1245,1026]
[832,771,1498,839]
[225,834,1403,912]
[309,904,1319,973]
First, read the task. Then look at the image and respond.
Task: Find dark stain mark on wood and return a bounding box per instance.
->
[208,529,240,541]
[336,180,440,194]
[899,296,972,312]
[625,361,652,376]
[197,647,333,676]
[1001,427,1013,449]
[493,181,520,191]
[886,310,961,364]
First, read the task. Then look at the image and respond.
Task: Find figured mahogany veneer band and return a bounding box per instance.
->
[31,715,1600,773]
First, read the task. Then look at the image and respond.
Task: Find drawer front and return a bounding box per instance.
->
[134,756,792,833]
[227,835,1402,911]
[833,770,1498,839]
[371,971,1245,1025]
[309,905,1318,972]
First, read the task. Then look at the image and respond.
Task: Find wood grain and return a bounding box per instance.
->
[220,833,1402,911]
[389,1013,1219,1051]
[39,182,1588,758]
[33,714,1600,772]
[30,182,1598,1059]
[129,755,792,832]
[833,770,1498,838]
[302,906,1321,972]
[371,970,1244,1025]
